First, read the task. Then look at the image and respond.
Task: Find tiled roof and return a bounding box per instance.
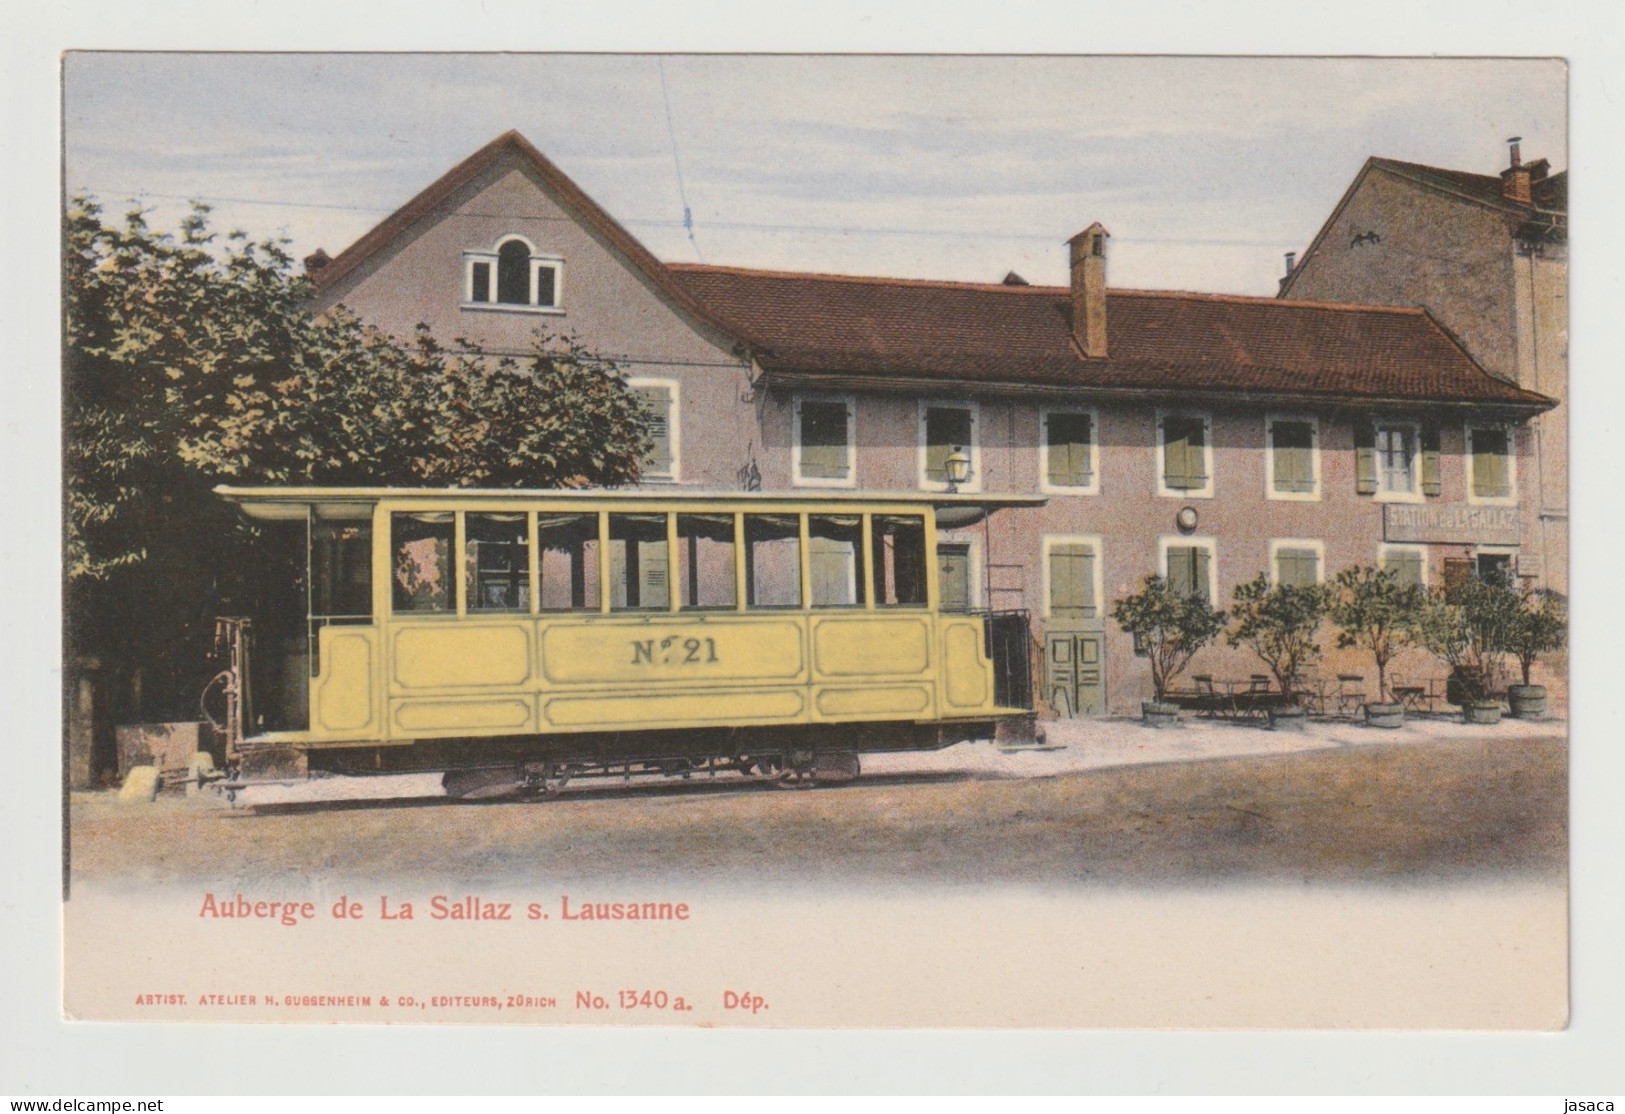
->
[669,264,1552,409]
[1373,157,1568,212]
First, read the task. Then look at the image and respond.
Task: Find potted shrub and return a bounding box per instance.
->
[1329,565,1423,728]
[1505,589,1566,719]
[1111,574,1227,728]
[1416,572,1521,725]
[1227,574,1333,731]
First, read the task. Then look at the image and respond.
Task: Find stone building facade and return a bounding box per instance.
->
[1279,143,1567,595]
[307,131,1554,716]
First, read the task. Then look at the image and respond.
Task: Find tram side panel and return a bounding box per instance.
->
[304,609,1001,751]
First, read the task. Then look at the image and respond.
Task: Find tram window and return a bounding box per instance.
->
[871,514,927,607]
[677,514,737,610]
[537,513,600,611]
[744,514,802,609]
[809,514,865,608]
[311,521,372,618]
[465,513,529,612]
[609,513,670,611]
[392,513,455,613]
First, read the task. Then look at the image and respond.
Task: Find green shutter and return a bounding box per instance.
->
[1271,421,1314,493]
[1421,424,1442,496]
[633,386,673,478]
[1165,547,1192,597]
[1163,417,1206,490]
[1046,412,1093,487]
[925,407,972,482]
[1276,547,1319,588]
[1049,543,1096,616]
[1167,545,1208,600]
[1354,421,1377,494]
[1471,427,1511,498]
[1383,549,1424,588]
[799,400,850,480]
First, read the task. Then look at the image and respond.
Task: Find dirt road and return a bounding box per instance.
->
[70,730,1566,891]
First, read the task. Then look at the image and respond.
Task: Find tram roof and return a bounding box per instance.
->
[216,485,1047,523]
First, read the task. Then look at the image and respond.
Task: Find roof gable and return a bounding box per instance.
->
[1279,154,1567,299]
[308,130,755,347]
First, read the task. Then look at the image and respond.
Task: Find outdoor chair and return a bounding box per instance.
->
[1336,674,1367,716]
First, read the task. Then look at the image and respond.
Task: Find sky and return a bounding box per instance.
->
[62,54,1566,296]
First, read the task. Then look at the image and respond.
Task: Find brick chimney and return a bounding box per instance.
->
[1067,223,1109,359]
[1501,137,1532,205]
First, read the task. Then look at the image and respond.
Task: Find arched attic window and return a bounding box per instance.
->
[464,236,564,311]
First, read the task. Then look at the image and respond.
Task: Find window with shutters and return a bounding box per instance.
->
[918,401,981,492]
[1160,537,1216,604]
[793,395,856,487]
[1265,415,1319,500]
[627,378,679,482]
[1045,537,1102,620]
[463,236,564,311]
[1157,412,1212,497]
[1380,544,1427,588]
[1040,408,1099,493]
[1466,424,1516,504]
[1356,420,1424,501]
[1269,539,1324,588]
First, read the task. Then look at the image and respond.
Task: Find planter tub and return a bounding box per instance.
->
[1507,685,1547,720]
[1462,699,1503,726]
[1363,701,1405,729]
[1141,701,1181,729]
[1267,704,1309,732]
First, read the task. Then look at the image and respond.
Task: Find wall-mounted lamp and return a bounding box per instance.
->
[944,446,972,493]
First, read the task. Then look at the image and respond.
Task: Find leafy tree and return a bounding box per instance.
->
[1414,569,1524,700]
[1110,574,1228,703]
[1329,565,1425,704]
[1507,589,1567,687]
[65,197,653,723]
[1226,574,1333,701]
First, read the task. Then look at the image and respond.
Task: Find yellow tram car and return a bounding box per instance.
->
[215,486,1039,796]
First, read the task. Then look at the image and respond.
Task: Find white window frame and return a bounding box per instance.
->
[1267,538,1326,587]
[791,393,858,489]
[1264,412,1321,502]
[1039,406,1101,496]
[1158,535,1218,603]
[1372,418,1424,503]
[462,234,566,314]
[1379,543,1429,588]
[917,399,982,494]
[626,376,681,484]
[1464,421,1519,506]
[1156,409,1214,499]
[1042,534,1104,621]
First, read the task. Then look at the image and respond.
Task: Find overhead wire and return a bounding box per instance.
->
[72,186,1299,250]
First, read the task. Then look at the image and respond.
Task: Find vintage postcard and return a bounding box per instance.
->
[60,53,1569,1029]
